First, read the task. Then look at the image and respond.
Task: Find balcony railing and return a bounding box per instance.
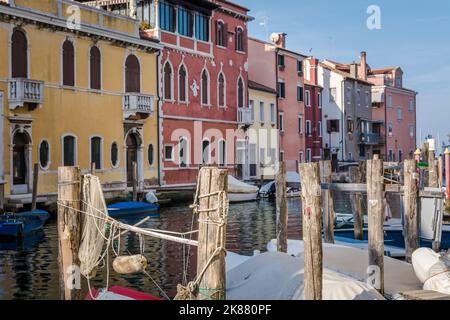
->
[238,107,254,125]
[359,132,384,145]
[123,93,154,118]
[8,78,44,110]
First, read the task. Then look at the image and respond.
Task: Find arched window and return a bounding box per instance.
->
[237,77,244,108]
[202,139,210,164]
[90,136,102,170]
[178,65,187,103]
[125,54,140,93]
[179,137,189,168]
[39,140,50,170]
[111,142,119,168]
[11,28,28,78]
[90,46,101,90]
[148,144,154,167]
[63,135,76,166]
[218,73,225,107]
[201,70,209,105]
[62,40,75,86]
[164,62,173,100]
[216,21,226,47]
[218,139,226,167]
[235,27,245,52]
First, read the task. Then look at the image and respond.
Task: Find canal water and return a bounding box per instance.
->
[0,193,364,300]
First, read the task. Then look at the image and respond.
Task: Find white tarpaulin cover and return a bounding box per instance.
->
[412,248,450,295]
[228,175,259,194]
[226,252,384,300]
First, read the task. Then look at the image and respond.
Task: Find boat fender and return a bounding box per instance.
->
[113,255,148,275]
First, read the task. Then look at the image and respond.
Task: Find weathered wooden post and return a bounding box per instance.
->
[57,167,82,300]
[276,161,288,253]
[446,149,450,200]
[438,156,443,189]
[299,162,323,300]
[31,163,39,212]
[196,167,228,300]
[90,162,96,175]
[367,157,385,295]
[349,165,364,240]
[319,160,334,244]
[404,160,419,263]
[429,141,438,188]
[132,161,138,201]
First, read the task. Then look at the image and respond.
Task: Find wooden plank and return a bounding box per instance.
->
[320,161,335,244]
[276,161,288,253]
[400,290,450,300]
[57,167,82,300]
[299,162,323,300]
[31,163,39,212]
[196,167,228,300]
[404,160,419,263]
[367,159,385,295]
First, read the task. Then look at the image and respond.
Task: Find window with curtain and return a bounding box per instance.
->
[179,65,187,102]
[195,13,209,41]
[218,73,225,107]
[148,144,154,166]
[159,1,176,32]
[63,40,75,86]
[164,62,173,100]
[111,142,119,168]
[201,70,209,105]
[11,28,28,78]
[39,140,50,169]
[219,140,226,167]
[90,46,101,90]
[125,54,140,93]
[178,7,193,37]
[179,138,188,167]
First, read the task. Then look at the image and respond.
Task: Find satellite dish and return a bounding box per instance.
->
[270,33,280,44]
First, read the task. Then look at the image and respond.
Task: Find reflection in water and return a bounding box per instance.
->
[0,192,400,300]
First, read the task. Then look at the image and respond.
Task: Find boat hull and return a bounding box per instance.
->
[228,192,258,203]
[107,201,160,218]
[0,210,49,239]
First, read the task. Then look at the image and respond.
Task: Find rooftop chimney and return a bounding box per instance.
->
[350,63,358,79]
[359,51,367,80]
[270,32,287,49]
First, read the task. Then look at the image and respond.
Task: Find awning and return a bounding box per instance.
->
[372,91,385,103]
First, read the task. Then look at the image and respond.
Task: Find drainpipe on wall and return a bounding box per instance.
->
[156,49,162,187]
[341,79,345,161]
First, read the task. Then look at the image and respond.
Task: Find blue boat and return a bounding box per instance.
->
[107,201,160,218]
[0,210,50,239]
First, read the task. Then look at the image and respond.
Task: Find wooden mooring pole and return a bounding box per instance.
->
[367,157,384,295]
[196,167,228,300]
[429,145,438,188]
[276,161,288,253]
[90,162,96,175]
[349,162,365,240]
[446,149,450,200]
[31,163,39,212]
[57,167,82,300]
[437,156,443,189]
[404,160,419,263]
[320,160,334,244]
[299,162,323,300]
[132,161,138,201]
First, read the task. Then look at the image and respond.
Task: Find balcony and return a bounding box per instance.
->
[8,78,44,110]
[238,107,254,126]
[123,93,154,119]
[359,132,384,145]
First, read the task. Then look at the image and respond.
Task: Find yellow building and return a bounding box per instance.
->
[0,0,162,203]
[248,80,278,181]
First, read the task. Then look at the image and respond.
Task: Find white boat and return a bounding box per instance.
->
[228,175,259,203]
[259,172,301,198]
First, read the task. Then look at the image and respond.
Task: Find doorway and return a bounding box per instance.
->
[12,131,30,194]
[126,133,139,187]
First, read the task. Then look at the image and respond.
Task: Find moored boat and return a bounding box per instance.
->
[107,201,160,218]
[228,175,259,203]
[0,210,50,239]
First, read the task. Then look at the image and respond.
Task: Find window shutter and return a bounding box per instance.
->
[63,41,75,86]
[125,55,140,93]
[223,23,228,47]
[11,29,28,78]
[242,27,247,52]
[90,46,101,90]
[215,21,220,45]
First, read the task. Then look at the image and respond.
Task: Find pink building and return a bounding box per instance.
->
[249,34,307,172]
[368,66,417,161]
[304,57,323,162]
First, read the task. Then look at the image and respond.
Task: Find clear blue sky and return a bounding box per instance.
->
[240,0,450,153]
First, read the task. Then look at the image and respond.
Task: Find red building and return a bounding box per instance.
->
[304,57,323,162]
[98,0,253,186]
